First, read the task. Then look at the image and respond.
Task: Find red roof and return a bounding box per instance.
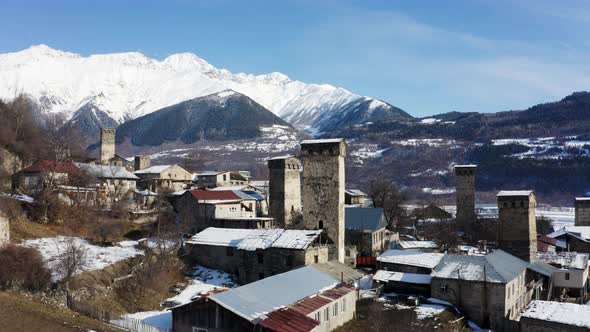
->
[259,308,319,332]
[20,160,80,174]
[537,235,557,252]
[189,189,241,201]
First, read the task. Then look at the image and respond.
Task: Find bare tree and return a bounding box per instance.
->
[367,179,406,229]
[55,237,88,282]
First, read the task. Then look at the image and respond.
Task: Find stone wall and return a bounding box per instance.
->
[455,165,476,233]
[575,198,590,226]
[497,192,537,262]
[301,140,346,263]
[268,157,301,228]
[0,211,9,246]
[134,155,151,171]
[100,128,116,164]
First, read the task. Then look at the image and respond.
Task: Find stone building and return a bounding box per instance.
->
[268,156,301,228]
[344,207,387,256]
[171,265,358,332]
[497,191,537,262]
[430,250,535,329]
[519,301,590,332]
[195,171,249,188]
[538,251,589,302]
[100,128,116,164]
[186,227,329,284]
[134,155,151,171]
[454,165,477,233]
[301,139,346,263]
[344,189,368,206]
[575,197,590,226]
[134,164,192,192]
[0,210,9,246]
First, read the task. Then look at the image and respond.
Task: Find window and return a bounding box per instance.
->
[333,303,338,316]
[342,298,346,312]
[318,220,324,229]
[314,312,321,322]
[226,247,234,257]
[257,252,264,264]
[440,284,448,293]
[565,273,570,280]
[223,174,227,181]
[314,255,319,264]
[324,308,329,321]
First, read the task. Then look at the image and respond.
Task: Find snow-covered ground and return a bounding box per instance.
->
[491,136,590,160]
[21,236,144,281]
[422,187,456,195]
[121,265,237,331]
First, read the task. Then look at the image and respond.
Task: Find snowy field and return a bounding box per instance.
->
[121,265,237,331]
[21,236,144,281]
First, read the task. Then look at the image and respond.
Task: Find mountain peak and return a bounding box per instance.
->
[19,44,81,59]
[163,52,215,72]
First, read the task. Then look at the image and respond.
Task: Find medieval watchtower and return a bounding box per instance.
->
[134,155,151,171]
[301,138,346,263]
[497,191,537,262]
[268,156,302,228]
[575,197,590,226]
[100,128,116,164]
[454,165,477,233]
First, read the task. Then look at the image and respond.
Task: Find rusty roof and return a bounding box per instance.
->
[289,285,355,316]
[259,307,319,332]
[189,189,241,201]
[21,160,80,174]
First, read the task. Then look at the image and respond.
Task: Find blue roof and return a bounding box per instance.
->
[345,207,386,231]
[242,190,265,201]
[209,266,338,322]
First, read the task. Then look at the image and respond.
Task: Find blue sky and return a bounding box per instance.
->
[2,0,590,117]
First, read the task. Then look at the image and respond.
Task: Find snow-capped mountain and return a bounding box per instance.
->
[0,45,412,135]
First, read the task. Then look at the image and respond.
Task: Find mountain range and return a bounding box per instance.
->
[0,45,408,138]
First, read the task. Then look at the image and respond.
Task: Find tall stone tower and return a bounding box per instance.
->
[100,128,116,164]
[301,138,346,263]
[497,191,537,262]
[268,156,301,228]
[134,155,151,171]
[575,197,590,226]
[0,211,9,247]
[454,165,477,233]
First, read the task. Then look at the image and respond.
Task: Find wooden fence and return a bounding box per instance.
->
[66,294,171,332]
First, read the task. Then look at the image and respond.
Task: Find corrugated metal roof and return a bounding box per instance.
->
[497,190,533,197]
[237,229,284,251]
[209,266,338,322]
[272,230,323,250]
[134,165,172,174]
[187,228,322,251]
[397,240,439,249]
[378,250,444,269]
[259,307,319,332]
[310,261,365,284]
[432,250,528,283]
[345,207,385,231]
[373,270,432,284]
[76,163,139,179]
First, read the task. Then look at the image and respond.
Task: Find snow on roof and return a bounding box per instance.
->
[538,252,589,270]
[397,240,438,249]
[497,190,533,197]
[300,138,344,144]
[195,171,223,176]
[377,250,444,269]
[453,164,477,168]
[209,266,338,322]
[267,155,295,161]
[431,250,528,283]
[208,185,248,191]
[520,301,590,328]
[75,163,139,179]
[575,197,590,201]
[134,165,172,174]
[527,261,557,277]
[374,270,432,284]
[345,189,367,196]
[187,228,322,251]
[547,226,590,241]
[272,230,323,250]
[134,189,157,196]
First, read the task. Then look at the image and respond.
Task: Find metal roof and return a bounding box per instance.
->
[189,189,242,201]
[373,270,432,284]
[259,308,319,332]
[378,250,444,269]
[345,207,386,232]
[75,163,139,179]
[187,228,322,251]
[300,138,344,144]
[497,190,534,197]
[431,250,528,283]
[208,266,338,322]
[310,261,365,284]
[133,165,172,174]
[21,160,80,174]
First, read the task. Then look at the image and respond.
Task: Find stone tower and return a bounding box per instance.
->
[575,198,590,226]
[268,156,301,229]
[497,191,537,262]
[134,155,151,171]
[454,165,477,233]
[100,128,116,164]
[301,138,346,263]
[0,211,9,247]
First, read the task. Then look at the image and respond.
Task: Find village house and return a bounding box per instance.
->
[344,189,368,206]
[171,265,357,332]
[209,185,268,216]
[75,163,138,198]
[547,226,590,253]
[134,164,192,192]
[195,171,249,188]
[430,250,537,329]
[185,227,329,283]
[411,203,453,224]
[103,154,134,172]
[174,189,267,233]
[344,207,387,256]
[538,251,589,303]
[537,235,558,253]
[13,159,80,191]
[519,300,590,332]
[390,240,439,252]
[377,249,443,274]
